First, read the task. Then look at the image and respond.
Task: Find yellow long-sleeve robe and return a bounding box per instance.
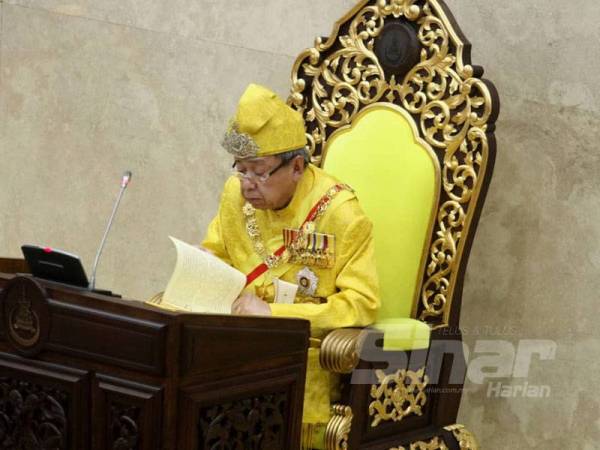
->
[201,164,380,426]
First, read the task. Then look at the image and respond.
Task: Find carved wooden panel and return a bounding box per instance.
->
[109,402,142,450]
[0,273,310,450]
[179,366,304,450]
[0,353,89,450]
[180,319,308,378]
[0,376,68,449]
[197,391,287,450]
[48,300,167,376]
[92,375,162,450]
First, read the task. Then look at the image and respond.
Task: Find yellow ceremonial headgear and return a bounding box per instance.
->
[222,83,307,159]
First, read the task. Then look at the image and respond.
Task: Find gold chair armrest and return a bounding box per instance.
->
[320,328,366,373]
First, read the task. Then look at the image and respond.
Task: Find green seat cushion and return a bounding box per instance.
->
[374,317,431,351]
[323,105,440,321]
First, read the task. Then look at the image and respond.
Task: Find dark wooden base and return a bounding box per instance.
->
[0,265,310,449]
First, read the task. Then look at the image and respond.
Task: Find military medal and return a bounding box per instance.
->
[303,222,315,234]
[297,267,318,296]
[243,184,349,286]
[284,227,335,268]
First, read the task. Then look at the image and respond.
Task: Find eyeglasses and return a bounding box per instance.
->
[232,159,289,184]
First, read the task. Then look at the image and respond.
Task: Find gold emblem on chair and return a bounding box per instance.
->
[369,367,428,427]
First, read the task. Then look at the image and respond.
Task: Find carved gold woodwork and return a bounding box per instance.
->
[320,328,364,373]
[369,367,428,427]
[288,0,496,328]
[444,424,479,450]
[388,425,478,450]
[325,404,353,450]
[390,436,449,450]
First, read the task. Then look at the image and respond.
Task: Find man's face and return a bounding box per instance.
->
[234,155,304,210]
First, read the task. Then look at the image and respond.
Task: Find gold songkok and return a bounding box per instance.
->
[222,83,307,159]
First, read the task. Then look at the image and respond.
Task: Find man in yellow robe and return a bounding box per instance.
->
[202,83,380,448]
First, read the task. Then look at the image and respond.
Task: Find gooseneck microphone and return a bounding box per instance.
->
[89,171,132,291]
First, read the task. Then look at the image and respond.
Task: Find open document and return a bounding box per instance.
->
[158,237,246,314]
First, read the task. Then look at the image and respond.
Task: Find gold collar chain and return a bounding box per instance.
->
[242,184,349,270]
[242,202,288,269]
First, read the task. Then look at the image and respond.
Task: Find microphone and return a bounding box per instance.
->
[121,171,132,188]
[89,171,133,291]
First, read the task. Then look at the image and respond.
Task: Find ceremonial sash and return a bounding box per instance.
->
[245,183,349,286]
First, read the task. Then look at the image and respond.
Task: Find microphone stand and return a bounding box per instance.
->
[89,172,131,291]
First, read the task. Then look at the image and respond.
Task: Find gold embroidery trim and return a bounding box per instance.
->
[243,202,289,270]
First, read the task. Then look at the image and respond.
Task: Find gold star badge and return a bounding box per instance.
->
[297,267,318,296]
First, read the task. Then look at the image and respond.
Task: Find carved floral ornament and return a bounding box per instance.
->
[288,0,496,328]
[444,424,479,450]
[369,368,428,427]
[0,377,68,449]
[390,437,448,450]
[387,424,479,449]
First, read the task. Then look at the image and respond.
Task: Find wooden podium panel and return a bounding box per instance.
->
[0,260,309,450]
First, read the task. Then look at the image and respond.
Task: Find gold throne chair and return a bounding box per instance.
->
[287,1,499,448]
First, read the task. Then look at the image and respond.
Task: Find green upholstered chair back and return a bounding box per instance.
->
[288,0,499,328]
[322,105,439,321]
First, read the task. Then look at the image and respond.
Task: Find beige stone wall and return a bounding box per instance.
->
[0,0,598,448]
[445,1,600,448]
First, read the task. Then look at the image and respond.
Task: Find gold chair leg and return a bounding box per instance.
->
[389,424,479,450]
[390,436,449,449]
[325,404,353,450]
[444,424,479,450]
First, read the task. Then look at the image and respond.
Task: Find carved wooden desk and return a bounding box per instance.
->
[0,262,309,449]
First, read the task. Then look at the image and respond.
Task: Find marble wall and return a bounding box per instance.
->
[1,0,598,447]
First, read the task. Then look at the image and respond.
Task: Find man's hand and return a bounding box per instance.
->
[232,292,272,316]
